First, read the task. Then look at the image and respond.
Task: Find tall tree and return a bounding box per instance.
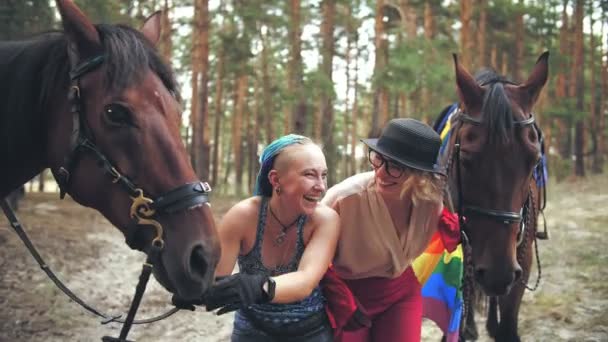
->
[371,0,389,138]
[556,0,572,159]
[288,0,307,134]
[211,45,225,187]
[477,0,488,67]
[320,0,337,185]
[513,0,524,81]
[159,0,173,64]
[233,72,248,195]
[573,0,585,176]
[460,0,473,67]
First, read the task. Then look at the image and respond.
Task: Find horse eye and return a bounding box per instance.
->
[104,104,132,126]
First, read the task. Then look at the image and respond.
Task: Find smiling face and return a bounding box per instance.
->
[368,149,409,197]
[271,143,328,216]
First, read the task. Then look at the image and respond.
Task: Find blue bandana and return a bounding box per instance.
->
[253,134,309,196]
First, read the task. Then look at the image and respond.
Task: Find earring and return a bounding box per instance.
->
[275,186,281,195]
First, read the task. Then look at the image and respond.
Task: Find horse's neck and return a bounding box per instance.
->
[0,36,67,196]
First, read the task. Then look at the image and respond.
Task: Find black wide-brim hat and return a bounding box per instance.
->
[361,118,446,176]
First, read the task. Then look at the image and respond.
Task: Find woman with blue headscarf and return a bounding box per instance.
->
[204,134,340,341]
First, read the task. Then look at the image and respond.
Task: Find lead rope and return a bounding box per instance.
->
[517,187,542,292]
[0,198,180,340]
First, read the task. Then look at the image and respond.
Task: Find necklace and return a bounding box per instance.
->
[268,205,300,245]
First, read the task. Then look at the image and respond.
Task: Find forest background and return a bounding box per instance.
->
[2,0,606,195]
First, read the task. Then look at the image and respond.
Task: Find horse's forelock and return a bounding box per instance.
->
[474,69,515,144]
[96,24,179,99]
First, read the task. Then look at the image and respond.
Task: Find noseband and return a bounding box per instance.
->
[9,54,213,342]
[450,108,537,246]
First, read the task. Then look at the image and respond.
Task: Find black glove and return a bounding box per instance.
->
[171,294,205,311]
[204,273,273,315]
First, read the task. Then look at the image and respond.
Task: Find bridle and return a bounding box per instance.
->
[2,54,212,342]
[449,108,537,247]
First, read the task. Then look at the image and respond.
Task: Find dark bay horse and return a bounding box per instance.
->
[0,0,220,301]
[437,52,549,341]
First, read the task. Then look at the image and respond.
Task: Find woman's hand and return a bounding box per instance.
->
[204,273,273,315]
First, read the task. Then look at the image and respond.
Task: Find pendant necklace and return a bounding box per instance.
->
[268,205,300,245]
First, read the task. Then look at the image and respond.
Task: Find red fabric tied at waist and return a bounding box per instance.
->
[321,266,370,335]
[438,207,460,253]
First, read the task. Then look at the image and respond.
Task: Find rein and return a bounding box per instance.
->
[2,54,211,342]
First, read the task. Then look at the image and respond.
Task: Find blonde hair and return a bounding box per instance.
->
[398,167,446,262]
[400,167,445,206]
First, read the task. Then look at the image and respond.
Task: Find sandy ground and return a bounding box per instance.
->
[1,175,607,342]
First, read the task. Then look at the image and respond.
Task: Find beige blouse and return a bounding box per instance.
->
[322,172,442,279]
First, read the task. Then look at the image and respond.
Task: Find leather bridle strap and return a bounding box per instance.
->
[0,198,181,326]
[463,205,522,225]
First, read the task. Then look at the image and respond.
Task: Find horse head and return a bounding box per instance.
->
[448,52,548,296]
[45,0,220,300]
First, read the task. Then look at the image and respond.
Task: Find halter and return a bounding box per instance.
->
[3,54,212,342]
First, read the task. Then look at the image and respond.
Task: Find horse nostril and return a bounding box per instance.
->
[189,245,208,282]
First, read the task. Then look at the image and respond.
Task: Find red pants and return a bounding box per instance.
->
[338,267,422,342]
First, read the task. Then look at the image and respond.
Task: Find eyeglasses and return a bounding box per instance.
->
[368,150,406,178]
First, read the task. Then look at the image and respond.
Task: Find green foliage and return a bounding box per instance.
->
[0,0,54,39]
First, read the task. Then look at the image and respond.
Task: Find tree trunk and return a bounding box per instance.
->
[198,0,211,181]
[190,0,202,174]
[460,0,473,67]
[477,0,487,67]
[371,0,388,138]
[261,30,274,144]
[421,0,434,120]
[598,17,607,174]
[320,0,336,185]
[37,170,45,192]
[288,0,307,134]
[573,0,585,176]
[250,76,261,192]
[211,45,225,187]
[160,0,172,64]
[343,5,353,178]
[556,0,571,159]
[233,73,248,195]
[350,39,360,176]
[513,0,524,81]
[589,4,601,173]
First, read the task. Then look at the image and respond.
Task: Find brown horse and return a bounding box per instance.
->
[439,53,549,341]
[0,0,220,301]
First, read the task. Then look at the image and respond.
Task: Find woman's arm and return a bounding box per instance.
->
[269,205,340,303]
[214,200,252,277]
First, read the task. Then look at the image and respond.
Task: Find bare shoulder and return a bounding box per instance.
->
[310,203,339,228]
[220,197,261,232]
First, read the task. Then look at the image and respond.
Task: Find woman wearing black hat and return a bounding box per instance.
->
[321,118,460,341]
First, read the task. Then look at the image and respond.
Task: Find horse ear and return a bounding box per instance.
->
[141,11,162,46]
[518,51,549,109]
[55,0,102,68]
[453,54,484,116]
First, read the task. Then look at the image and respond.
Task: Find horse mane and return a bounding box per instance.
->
[0,23,179,166]
[474,68,516,144]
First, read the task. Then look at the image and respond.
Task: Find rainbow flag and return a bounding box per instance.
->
[413,233,463,342]
[414,104,463,342]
